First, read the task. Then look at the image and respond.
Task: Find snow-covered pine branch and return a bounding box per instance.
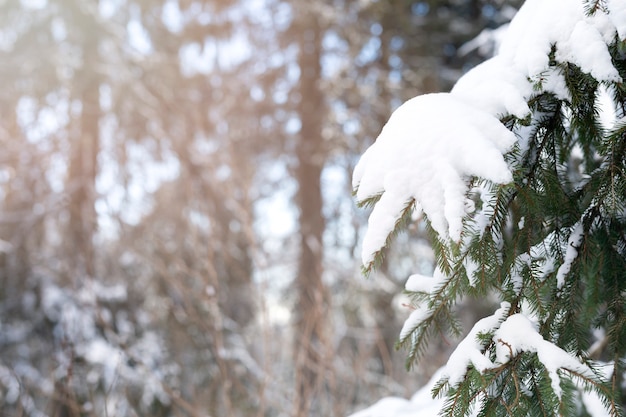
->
[352,0,626,415]
[352,92,515,266]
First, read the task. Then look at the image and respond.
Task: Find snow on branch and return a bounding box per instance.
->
[353,0,626,273]
[440,307,602,401]
[442,302,510,388]
[501,0,622,84]
[556,221,584,289]
[493,314,597,399]
[352,0,626,415]
[451,56,531,119]
[353,93,516,268]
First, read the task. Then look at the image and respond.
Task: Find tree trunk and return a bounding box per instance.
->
[66,29,99,280]
[293,10,332,417]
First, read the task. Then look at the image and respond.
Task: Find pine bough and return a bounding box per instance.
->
[353,0,626,415]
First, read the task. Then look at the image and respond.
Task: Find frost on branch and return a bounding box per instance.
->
[353,92,515,270]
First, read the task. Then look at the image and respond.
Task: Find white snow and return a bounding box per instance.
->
[451,56,531,119]
[598,85,617,130]
[442,302,510,387]
[499,0,621,84]
[606,0,626,40]
[556,222,584,289]
[493,314,595,399]
[405,267,446,294]
[508,221,585,292]
[347,396,428,417]
[582,388,613,417]
[461,183,500,287]
[457,25,509,58]
[398,304,431,342]
[540,67,571,102]
[353,93,515,265]
[81,338,124,388]
[463,255,481,287]
[347,369,447,417]
[557,20,620,83]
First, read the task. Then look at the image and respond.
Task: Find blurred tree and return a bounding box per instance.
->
[0,0,272,415]
[0,0,523,416]
[66,5,101,280]
[289,4,334,417]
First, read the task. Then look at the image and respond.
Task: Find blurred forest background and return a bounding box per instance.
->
[0,0,522,416]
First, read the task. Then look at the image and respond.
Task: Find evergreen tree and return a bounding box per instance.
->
[354,0,626,415]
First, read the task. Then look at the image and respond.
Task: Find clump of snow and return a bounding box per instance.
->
[598,85,617,130]
[353,93,515,265]
[507,221,585,293]
[451,56,531,119]
[582,387,613,417]
[463,255,481,288]
[405,267,447,294]
[399,304,431,342]
[347,396,423,417]
[457,25,509,58]
[493,314,596,399]
[348,369,447,417]
[41,284,67,322]
[556,222,584,289]
[80,338,124,388]
[540,67,571,102]
[606,0,626,39]
[500,0,621,84]
[442,302,510,387]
